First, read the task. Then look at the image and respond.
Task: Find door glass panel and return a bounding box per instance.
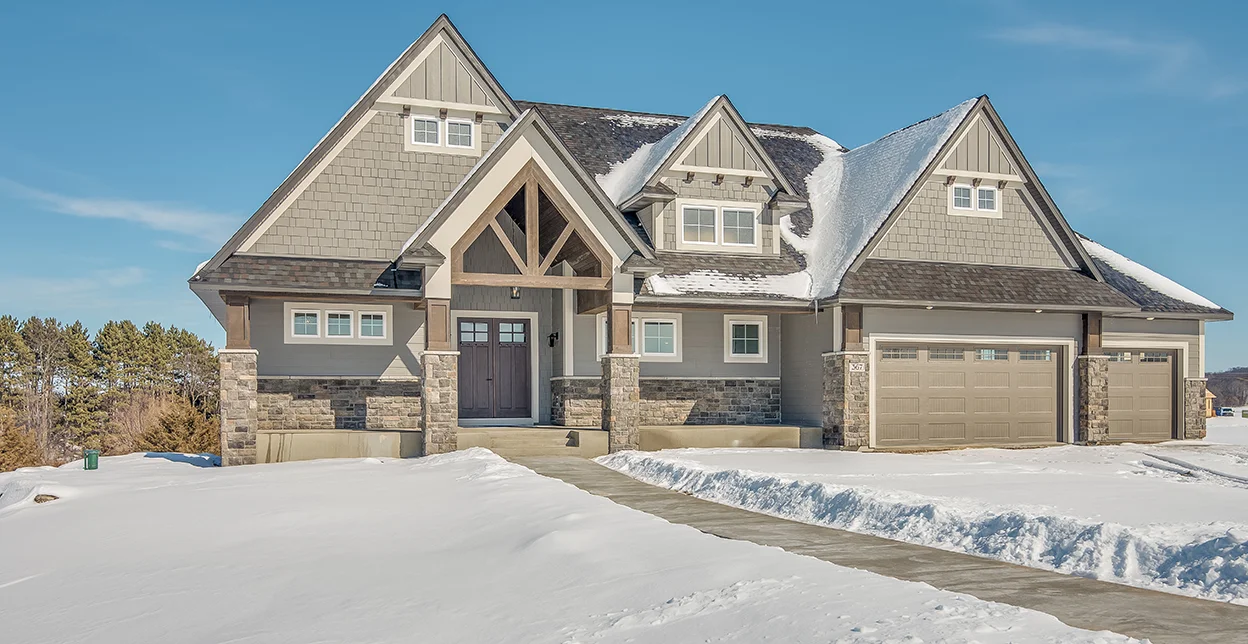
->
[460,321,488,343]
[499,322,526,344]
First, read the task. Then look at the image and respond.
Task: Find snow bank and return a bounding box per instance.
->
[1081,237,1220,308]
[599,446,1248,605]
[0,450,1134,643]
[595,96,719,204]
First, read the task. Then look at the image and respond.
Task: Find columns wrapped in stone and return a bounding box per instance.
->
[601,303,639,453]
[421,297,458,455]
[1184,378,1208,440]
[219,349,259,466]
[822,351,870,448]
[1077,355,1110,444]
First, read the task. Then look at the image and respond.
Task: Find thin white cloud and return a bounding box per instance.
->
[0,178,237,242]
[0,267,147,314]
[992,23,1242,99]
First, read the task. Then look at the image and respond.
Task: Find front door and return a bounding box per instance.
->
[457,318,531,420]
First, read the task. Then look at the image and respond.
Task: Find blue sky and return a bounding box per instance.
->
[1,0,1244,369]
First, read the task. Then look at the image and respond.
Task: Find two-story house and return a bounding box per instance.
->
[191,15,1232,465]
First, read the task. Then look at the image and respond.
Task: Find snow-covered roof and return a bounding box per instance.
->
[595,96,720,205]
[1080,236,1224,312]
[647,270,812,300]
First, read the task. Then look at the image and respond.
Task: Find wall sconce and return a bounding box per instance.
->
[510,286,521,300]
[547,331,559,348]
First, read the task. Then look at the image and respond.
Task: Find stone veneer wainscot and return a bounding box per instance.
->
[552,377,782,427]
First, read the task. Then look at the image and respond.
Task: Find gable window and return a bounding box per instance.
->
[292,311,320,337]
[977,187,997,211]
[724,315,768,363]
[412,117,439,145]
[952,185,973,209]
[326,312,353,338]
[722,208,756,246]
[682,206,717,244]
[446,120,473,148]
[950,183,1000,216]
[359,313,386,339]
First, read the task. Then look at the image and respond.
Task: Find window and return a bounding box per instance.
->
[881,347,917,360]
[498,321,526,344]
[292,311,319,337]
[682,206,716,244]
[977,187,997,211]
[952,185,973,209]
[1019,349,1053,361]
[975,348,1009,361]
[446,120,473,148]
[722,208,756,245]
[724,315,767,362]
[929,347,964,361]
[359,313,386,338]
[412,117,439,145]
[1141,352,1170,363]
[460,321,488,344]
[1106,351,1132,363]
[326,312,353,338]
[643,320,676,356]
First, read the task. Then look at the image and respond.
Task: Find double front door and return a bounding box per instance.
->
[457,317,532,420]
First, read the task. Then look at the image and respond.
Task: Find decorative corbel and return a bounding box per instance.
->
[475,112,484,124]
[997,180,1008,190]
[944,175,957,186]
[743,176,753,188]
[685,172,695,183]
[439,108,448,120]
[402,105,411,119]
[971,177,982,187]
[714,174,725,186]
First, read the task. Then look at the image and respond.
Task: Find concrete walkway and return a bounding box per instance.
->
[511,455,1248,644]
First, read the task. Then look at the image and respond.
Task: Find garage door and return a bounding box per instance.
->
[1107,350,1174,441]
[875,344,1060,447]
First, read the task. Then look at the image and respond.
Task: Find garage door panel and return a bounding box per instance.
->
[929,372,966,388]
[930,423,967,440]
[1017,372,1053,388]
[974,372,1010,388]
[1109,373,1134,387]
[879,397,919,415]
[1106,350,1174,442]
[879,371,919,388]
[1138,396,1170,412]
[975,397,1010,414]
[974,422,1010,439]
[880,423,919,442]
[1017,397,1053,414]
[1019,421,1054,439]
[929,397,966,414]
[1138,373,1170,388]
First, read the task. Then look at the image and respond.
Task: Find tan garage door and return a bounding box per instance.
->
[1107,350,1174,441]
[875,344,1060,447]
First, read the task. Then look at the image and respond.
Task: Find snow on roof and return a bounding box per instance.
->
[600,113,684,128]
[595,96,721,205]
[801,98,978,299]
[647,270,812,300]
[191,259,209,279]
[1080,237,1220,309]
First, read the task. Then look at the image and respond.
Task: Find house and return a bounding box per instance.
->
[1206,389,1218,418]
[190,15,1233,466]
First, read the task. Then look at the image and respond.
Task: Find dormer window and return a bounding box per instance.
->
[446,119,473,148]
[722,208,756,246]
[949,183,1000,217]
[977,186,997,211]
[677,202,762,251]
[412,117,439,145]
[682,206,717,244]
[952,185,973,209]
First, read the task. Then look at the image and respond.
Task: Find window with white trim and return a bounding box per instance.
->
[446,120,473,148]
[326,312,353,338]
[642,320,676,356]
[411,117,439,145]
[1019,349,1053,361]
[292,311,320,337]
[881,347,917,360]
[952,185,973,209]
[975,348,1009,361]
[359,313,386,339]
[722,208,756,245]
[1106,351,1132,363]
[596,313,679,361]
[1141,352,1170,363]
[950,183,999,215]
[977,187,997,211]
[723,315,767,363]
[929,347,965,361]
[682,206,716,244]
[285,303,392,345]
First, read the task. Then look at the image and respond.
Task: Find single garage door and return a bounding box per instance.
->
[875,344,1060,448]
[1107,350,1174,441]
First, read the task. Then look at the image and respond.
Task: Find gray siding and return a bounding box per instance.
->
[1102,317,1201,377]
[780,312,837,426]
[679,119,762,172]
[657,177,777,253]
[863,307,1083,344]
[871,182,1071,268]
[942,117,1016,175]
[251,111,504,260]
[392,41,498,107]
[251,299,425,379]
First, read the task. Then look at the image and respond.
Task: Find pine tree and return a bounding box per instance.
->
[0,407,41,472]
[0,316,32,410]
[141,322,174,393]
[136,397,218,454]
[95,320,144,393]
[61,321,105,452]
[21,317,66,458]
[169,327,219,413]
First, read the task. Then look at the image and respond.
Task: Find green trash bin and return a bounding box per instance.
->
[1242,410,1247,418]
[83,449,99,470]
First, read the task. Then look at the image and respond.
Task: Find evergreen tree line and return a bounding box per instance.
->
[0,316,219,471]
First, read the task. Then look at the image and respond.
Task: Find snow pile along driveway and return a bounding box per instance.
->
[599,437,1248,605]
[0,450,1137,643]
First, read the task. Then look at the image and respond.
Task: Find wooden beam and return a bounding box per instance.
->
[488,218,527,274]
[525,176,539,275]
[537,224,574,276]
[452,273,611,290]
[450,169,529,273]
[576,289,611,315]
[222,294,251,350]
[1083,311,1102,355]
[842,304,863,351]
[607,303,633,354]
[425,298,452,351]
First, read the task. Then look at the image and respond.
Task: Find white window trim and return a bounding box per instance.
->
[680,205,718,246]
[410,115,441,147]
[358,311,388,341]
[723,314,768,363]
[444,118,474,149]
[325,310,355,339]
[720,207,759,248]
[284,302,393,346]
[673,198,764,252]
[596,312,682,362]
[948,183,1002,219]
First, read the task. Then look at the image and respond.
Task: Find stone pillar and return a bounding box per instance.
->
[602,355,640,453]
[421,351,459,455]
[1077,355,1110,444]
[823,351,870,449]
[1183,378,1208,440]
[219,349,259,466]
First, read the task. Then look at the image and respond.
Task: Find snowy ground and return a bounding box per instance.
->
[600,419,1248,605]
[0,450,1135,643]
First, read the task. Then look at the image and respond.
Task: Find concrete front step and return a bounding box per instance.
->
[458,427,608,458]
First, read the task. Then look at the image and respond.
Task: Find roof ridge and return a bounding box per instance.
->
[849,97,980,152]
[520,99,819,133]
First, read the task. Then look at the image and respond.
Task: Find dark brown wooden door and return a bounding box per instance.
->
[457,318,531,419]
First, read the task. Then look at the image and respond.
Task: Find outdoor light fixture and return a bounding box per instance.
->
[1146,316,1155,321]
[925,306,934,310]
[1034,309,1044,313]
[510,286,521,299]
[548,331,559,348]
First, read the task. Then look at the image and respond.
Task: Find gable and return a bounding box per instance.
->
[940,115,1018,177]
[380,34,505,112]
[673,113,766,176]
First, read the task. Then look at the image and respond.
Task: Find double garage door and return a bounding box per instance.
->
[875,344,1061,448]
[1106,350,1175,441]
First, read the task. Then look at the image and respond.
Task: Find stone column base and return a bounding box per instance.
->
[602,354,640,453]
[421,351,459,455]
[1077,355,1110,444]
[823,351,870,449]
[1184,378,1208,440]
[219,349,259,466]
